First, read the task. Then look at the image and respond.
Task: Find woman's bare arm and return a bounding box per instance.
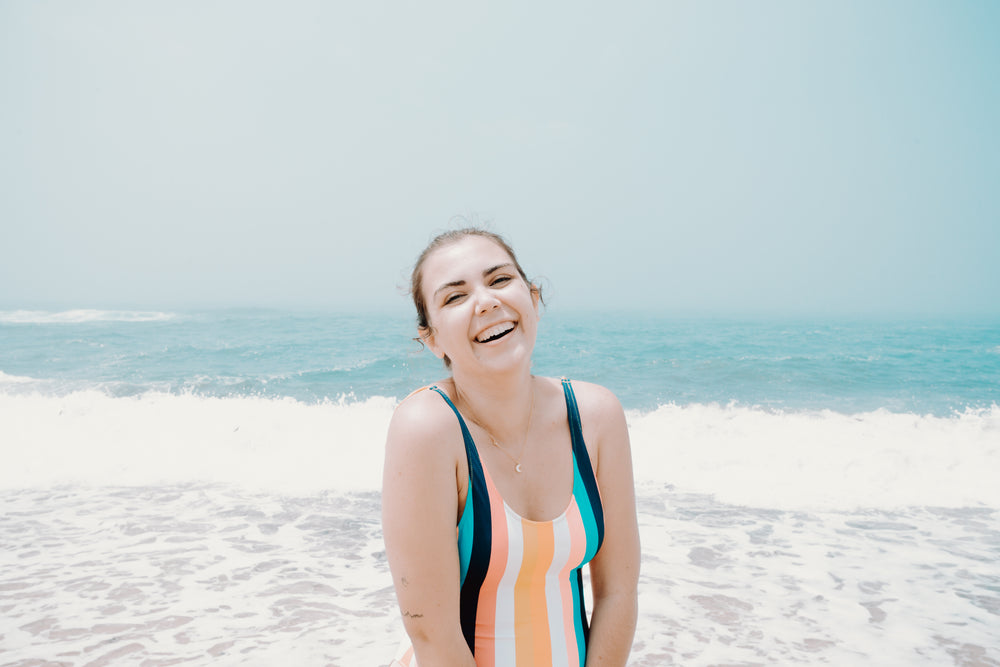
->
[576,383,640,666]
[381,391,477,667]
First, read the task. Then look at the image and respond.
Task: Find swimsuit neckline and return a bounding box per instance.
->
[479,458,573,525]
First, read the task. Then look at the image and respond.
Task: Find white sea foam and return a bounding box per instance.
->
[0,309,176,324]
[629,403,1000,510]
[1,392,997,510]
[0,370,37,384]
[0,391,396,493]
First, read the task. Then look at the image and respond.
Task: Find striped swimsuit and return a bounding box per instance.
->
[392,379,605,667]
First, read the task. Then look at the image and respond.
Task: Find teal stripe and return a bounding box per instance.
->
[573,456,600,564]
[457,491,473,586]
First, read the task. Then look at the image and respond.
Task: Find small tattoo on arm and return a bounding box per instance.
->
[401,610,424,618]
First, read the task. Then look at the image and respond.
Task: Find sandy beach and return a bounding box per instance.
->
[2,483,997,666]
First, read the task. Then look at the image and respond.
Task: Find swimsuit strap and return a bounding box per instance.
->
[427,385,478,459]
[428,384,489,490]
[560,378,605,548]
[561,378,586,450]
[427,384,488,500]
[427,384,489,653]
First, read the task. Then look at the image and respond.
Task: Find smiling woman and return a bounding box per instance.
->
[381,228,640,667]
[407,229,540,369]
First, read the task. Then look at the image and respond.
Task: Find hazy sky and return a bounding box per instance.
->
[2,1,998,316]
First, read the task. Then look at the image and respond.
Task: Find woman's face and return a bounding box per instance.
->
[420,235,540,374]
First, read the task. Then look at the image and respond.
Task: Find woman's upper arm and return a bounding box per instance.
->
[381,393,471,659]
[579,383,641,598]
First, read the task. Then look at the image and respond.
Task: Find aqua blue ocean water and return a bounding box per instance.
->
[2,309,997,416]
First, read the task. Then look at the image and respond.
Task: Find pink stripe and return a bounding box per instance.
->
[559,499,588,667]
[391,644,415,667]
[474,466,509,666]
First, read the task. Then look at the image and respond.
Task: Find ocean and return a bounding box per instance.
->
[1,308,998,665]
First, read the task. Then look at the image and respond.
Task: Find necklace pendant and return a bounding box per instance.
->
[514,463,523,473]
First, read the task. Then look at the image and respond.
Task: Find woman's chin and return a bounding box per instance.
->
[464,341,534,374]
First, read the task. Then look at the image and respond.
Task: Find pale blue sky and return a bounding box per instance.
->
[2,1,997,316]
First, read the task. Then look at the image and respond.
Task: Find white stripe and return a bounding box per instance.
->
[547,514,572,667]
[493,504,522,665]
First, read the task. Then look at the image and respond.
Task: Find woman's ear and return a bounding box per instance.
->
[420,326,444,359]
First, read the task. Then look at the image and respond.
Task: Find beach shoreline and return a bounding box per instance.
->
[2,483,996,666]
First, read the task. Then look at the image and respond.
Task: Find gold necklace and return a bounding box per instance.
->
[456,381,535,474]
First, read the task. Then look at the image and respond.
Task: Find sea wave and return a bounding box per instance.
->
[628,402,1000,510]
[0,309,176,324]
[0,370,37,384]
[1,391,997,510]
[0,391,397,493]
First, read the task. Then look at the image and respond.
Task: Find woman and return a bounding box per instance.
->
[382,228,639,666]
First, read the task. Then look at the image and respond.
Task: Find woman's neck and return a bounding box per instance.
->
[449,367,535,442]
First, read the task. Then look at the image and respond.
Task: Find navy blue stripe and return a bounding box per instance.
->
[429,386,492,655]
[576,567,591,643]
[561,379,606,550]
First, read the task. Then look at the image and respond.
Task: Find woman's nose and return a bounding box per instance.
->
[476,289,501,314]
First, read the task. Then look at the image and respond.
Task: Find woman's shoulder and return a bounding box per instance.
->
[558,377,624,416]
[554,377,628,447]
[387,380,460,449]
[554,379,630,478]
[383,383,467,518]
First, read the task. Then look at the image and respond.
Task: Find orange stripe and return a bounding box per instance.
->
[473,475,508,666]
[533,522,555,665]
[514,518,554,665]
[402,385,431,400]
[513,519,537,665]
[560,501,587,666]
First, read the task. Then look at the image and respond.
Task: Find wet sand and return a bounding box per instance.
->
[1,485,997,666]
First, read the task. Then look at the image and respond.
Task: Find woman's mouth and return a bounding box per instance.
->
[475,322,516,343]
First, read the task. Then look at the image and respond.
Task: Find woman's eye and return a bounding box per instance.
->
[444,293,464,305]
[491,276,512,286]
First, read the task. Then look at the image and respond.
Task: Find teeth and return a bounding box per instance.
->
[476,322,515,343]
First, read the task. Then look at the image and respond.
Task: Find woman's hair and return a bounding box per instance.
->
[410,227,541,366]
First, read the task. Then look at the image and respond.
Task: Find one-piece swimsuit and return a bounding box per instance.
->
[392,378,605,667]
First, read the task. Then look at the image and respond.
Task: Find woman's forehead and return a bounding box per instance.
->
[423,235,514,276]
